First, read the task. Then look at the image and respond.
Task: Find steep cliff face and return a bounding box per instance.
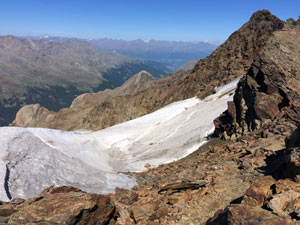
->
[214,23,300,139]
[12,10,286,131]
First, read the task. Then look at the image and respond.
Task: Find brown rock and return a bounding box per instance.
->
[131,200,160,222]
[149,207,168,221]
[254,92,283,120]
[214,21,300,138]
[13,104,50,128]
[242,176,276,207]
[7,186,116,225]
[158,180,207,193]
[268,190,300,213]
[207,204,290,225]
[112,200,136,225]
[114,187,138,205]
[0,205,16,217]
[276,147,300,181]
[286,125,300,148]
[275,179,299,194]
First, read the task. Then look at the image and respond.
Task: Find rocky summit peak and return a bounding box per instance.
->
[120,70,154,87]
[249,9,277,22]
[214,19,300,140]
[116,70,154,95]
[132,70,154,83]
[247,9,284,33]
[187,10,284,101]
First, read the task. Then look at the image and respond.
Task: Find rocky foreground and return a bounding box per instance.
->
[0,127,299,224]
[2,10,300,225]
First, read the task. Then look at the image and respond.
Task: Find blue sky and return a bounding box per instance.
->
[0,0,299,43]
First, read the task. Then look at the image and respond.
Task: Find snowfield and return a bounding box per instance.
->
[0,78,240,201]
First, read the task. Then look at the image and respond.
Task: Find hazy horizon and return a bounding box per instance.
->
[9,34,220,45]
[1,0,299,43]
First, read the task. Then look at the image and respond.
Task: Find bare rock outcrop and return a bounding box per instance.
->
[0,186,116,224]
[214,21,300,139]
[286,125,300,148]
[13,104,51,128]
[189,9,284,97]
[208,110,300,224]
[207,174,300,225]
[207,204,290,225]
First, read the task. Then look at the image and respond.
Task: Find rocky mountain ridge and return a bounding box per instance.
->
[11,70,157,130]
[12,10,285,131]
[205,15,300,225]
[214,21,300,139]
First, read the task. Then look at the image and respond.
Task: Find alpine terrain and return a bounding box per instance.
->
[0,10,300,225]
[0,36,172,126]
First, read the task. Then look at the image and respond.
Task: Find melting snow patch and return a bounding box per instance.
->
[0,78,240,201]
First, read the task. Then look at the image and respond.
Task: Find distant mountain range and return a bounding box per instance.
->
[0,35,218,127]
[0,35,172,126]
[88,39,218,68]
[20,36,218,69]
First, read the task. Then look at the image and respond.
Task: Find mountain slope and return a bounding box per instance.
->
[23,36,217,69]
[12,71,157,130]
[0,78,238,201]
[0,36,172,126]
[12,10,285,131]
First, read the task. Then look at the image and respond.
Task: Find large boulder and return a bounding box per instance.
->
[207,204,289,225]
[2,186,116,225]
[242,176,276,207]
[207,177,300,224]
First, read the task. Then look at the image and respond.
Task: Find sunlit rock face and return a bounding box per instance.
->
[0,78,239,201]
